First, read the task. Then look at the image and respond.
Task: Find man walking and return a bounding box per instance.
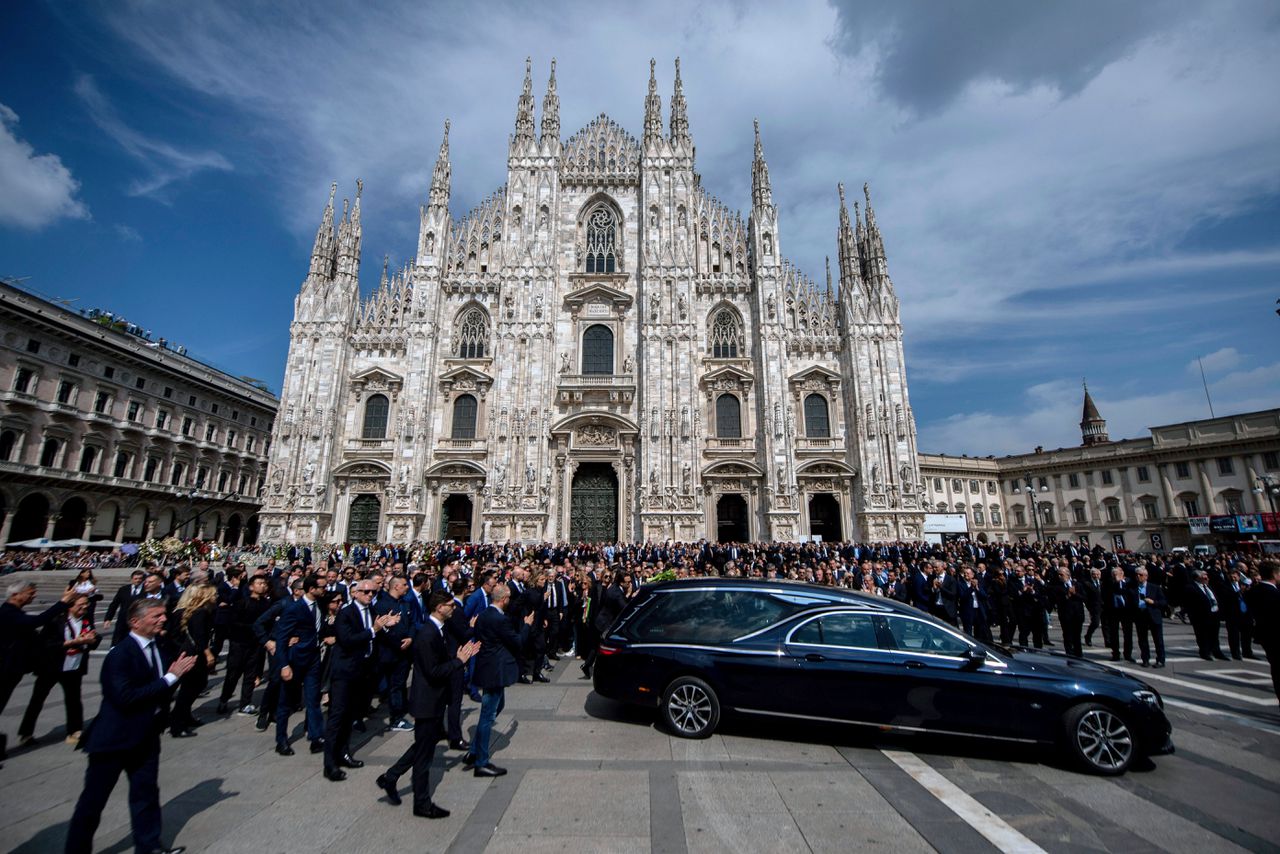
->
[1130,567,1166,667]
[274,574,327,755]
[65,599,196,854]
[1186,569,1227,660]
[1,580,76,763]
[468,584,533,777]
[377,593,480,817]
[1245,560,1279,702]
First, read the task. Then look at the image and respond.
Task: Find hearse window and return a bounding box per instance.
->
[790,613,884,649]
[621,589,813,644]
[887,617,971,656]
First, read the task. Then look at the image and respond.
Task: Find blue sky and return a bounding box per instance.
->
[2,0,1277,456]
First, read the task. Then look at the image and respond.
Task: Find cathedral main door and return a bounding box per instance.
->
[808,493,843,542]
[347,494,381,543]
[441,494,473,542]
[570,463,618,543]
[716,494,749,542]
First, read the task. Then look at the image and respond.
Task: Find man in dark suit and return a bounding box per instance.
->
[377,592,480,817]
[1130,566,1167,667]
[65,598,195,854]
[956,567,991,643]
[1,580,76,762]
[323,580,400,780]
[442,578,473,750]
[1102,567,1135,662]
[103,570,145,629]
[1185,569,1228,660]
[375,576,416,732]
[1245,560,1279,701]
[1081,567,1103,647]
[469,584,533,777]
[1012,567,1047,648]
[1050,567,1087,658]
[274,574,327,755]
[1217,568,1252,660]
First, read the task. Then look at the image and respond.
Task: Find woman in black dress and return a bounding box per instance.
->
[170,584,217,737]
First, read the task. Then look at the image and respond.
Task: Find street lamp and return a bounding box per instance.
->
[1255,474,1280,513]
[1023,481,1049,544]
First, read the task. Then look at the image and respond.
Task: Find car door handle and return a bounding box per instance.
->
[904,661,925,669]
[804,653,826,662]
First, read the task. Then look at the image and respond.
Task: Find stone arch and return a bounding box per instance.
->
[10,492,51,542]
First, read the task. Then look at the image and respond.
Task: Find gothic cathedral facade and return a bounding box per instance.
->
[259,59,924,546]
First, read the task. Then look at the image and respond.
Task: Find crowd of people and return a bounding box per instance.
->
[0,537,1276,853]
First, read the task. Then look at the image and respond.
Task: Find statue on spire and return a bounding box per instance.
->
[540,59,559,144]
[670,57,689,146]
[429,120,451,209]
[643,58,663,145]
[513,57,536,144]
[751,118,772,209]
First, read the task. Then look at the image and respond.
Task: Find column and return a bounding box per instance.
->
[1157,463,1176,518]
[113,516,127,543]
[43,514,59,540]
[1243,455,1262,513]
[82,514,96,540]
[1194,460,1215,515]
[0,510,15,545]
[145,518,157,540]
[236,524,247,547]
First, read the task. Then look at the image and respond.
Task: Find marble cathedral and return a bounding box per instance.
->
[259,59,924,546]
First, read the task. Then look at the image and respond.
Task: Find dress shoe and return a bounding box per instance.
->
[473,763,507,778]
[413,803,450,819]
[185,716,205,728]
[1213,653,1229,661]
[275,743,295,756]
[448,739,470,751]
[255,715,270,732]
[1140,661,1149,667]
[1154,661,1165,668]
[579,663,592,678]
[534,674,551,683]
[1201,654,1213,661]
[16,734,36,748]
[1109,655,1120,662]
[145,847,186,854]
[169,729,197,739]
[468,691,482,703]
[1232,655,1243,661]
[338,754,364,769]
[461,752,477,768]
[1124,657,1137,664]
[517,675,532,684]
[323,767,348,782]
[353,720,367,733]
[376,774,401,805]
[309,739,325,754]
[216,702,229,715]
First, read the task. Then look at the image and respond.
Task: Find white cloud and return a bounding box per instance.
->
[0,103,89,230]
[114,223,142,242]
[920,366,1280,456]
[73,75,232,200]
[1188,347,1242,375]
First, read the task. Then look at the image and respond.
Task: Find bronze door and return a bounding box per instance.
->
[347,494,381,543]
[570,463,618,542]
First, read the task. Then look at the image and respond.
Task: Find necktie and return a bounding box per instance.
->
[147,641,162,678]
[310,602,320,638]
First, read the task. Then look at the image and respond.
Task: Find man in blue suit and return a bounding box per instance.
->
[65,598,196,854]
[273,574,327,755]
[468,584,533,777]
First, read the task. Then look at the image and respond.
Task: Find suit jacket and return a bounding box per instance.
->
[472,606,529,690]
[33,613,101,676]
[274,596,323,668]
[0,600,70,675]
[104,583,142,624]
[442,597,471,655]
[1129,581,1166,625]
[593,584,626,634]
[956,580,989,624]
[408,620,463,718]
[1245,581,1279,649]
[374,595,415,662]
[330,603,378,680]
[82,635,177,753]
[1184,583,1221,622]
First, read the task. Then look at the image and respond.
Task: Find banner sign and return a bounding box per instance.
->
[1209,515,1240,534]
[1188,516,1211,536]
[1237,514,1263,533]
[1262,513,1280,533]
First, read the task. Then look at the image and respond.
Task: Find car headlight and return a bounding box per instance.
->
[1133,689,1161,708]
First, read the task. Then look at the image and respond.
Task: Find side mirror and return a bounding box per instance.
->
[962,648,986,670]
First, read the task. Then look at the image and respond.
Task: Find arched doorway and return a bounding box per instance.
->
[10,493,50,542]
[244,514,260,545]
[808,493,843,542]
[347,494,381,543]
[716,494,749,543]
[570,463,618,542]
[441,494,474,542]
[53,497,88,540]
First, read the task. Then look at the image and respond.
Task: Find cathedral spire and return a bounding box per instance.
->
[336,180,362,282]
[1080,381,1110,446]
[513,57,536,145]
[540,58,559,144]
[643,58,663,146]
[429,120,451,209]
[836,183,861,291]
[751,119,772,209]
[670,57,689,147]
[862,181,890,287]
[308,182,337,279]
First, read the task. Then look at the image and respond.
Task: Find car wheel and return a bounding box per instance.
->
[1063,702,1134,775]
[660,676,720,738]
